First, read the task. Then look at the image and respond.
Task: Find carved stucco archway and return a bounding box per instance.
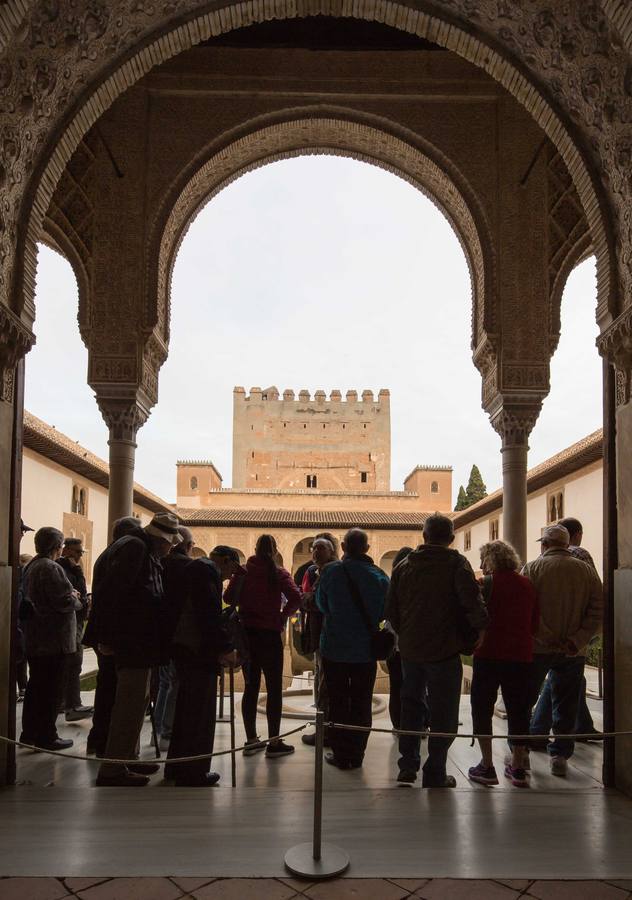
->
[149,113,496,386]
[0,0,622,338]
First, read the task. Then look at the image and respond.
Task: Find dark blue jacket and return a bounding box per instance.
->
[316,556,388,663]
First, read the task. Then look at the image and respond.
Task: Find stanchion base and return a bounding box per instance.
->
[284,842,350,879]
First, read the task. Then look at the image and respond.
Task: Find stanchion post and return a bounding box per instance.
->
[229,666,236,788]
[284,710,349,879]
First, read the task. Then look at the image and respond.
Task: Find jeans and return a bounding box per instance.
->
[471,658,532,747]
[322,657,377,765]
[154,660,179,740]
[528,654,586,759]
[166,662,218,784]
[242,628,284,741]
[399,655,462,785]
[21,653,67,745]
[531,673,595,736]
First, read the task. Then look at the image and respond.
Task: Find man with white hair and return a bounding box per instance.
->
[522,523,603,777]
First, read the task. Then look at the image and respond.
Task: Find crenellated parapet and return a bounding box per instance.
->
[233,386,390,406]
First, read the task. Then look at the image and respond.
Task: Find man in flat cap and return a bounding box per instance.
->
[96,512,182,787]
[522,524,603,777]
[57,537,93,722]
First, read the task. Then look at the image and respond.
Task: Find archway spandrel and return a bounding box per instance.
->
[0,0,622,336]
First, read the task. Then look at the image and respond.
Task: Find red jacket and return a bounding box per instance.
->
[224,557,302,632]
[475,570,540,663]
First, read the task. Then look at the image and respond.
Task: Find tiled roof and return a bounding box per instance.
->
[177,507,430,530]
[452,428,603,528]
[23,411,173,516]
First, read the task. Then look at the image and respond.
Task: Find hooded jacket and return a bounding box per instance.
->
[521,548,603,656]
[224,556,302,632]
[385,544,489,663]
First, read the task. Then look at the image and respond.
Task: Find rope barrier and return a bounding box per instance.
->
[326,721,620,740]
[0,723,310,765]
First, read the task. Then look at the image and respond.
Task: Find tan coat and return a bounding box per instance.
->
[521,548,602,656]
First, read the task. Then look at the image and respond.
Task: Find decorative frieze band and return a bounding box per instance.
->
[0,305,34,403]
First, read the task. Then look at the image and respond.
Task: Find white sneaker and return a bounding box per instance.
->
[550,755,568,777]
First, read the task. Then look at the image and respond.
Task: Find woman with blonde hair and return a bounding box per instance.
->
[468,539,539,788]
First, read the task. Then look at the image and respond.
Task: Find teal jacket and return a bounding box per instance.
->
[316,556,389,663]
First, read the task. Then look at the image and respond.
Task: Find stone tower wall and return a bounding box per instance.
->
[403,466,453,514]
[232,387,391,491]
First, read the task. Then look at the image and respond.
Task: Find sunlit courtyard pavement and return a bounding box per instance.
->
[2,685,631,893]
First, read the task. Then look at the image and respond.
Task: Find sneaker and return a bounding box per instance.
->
[243,738,266,756]
[397,769,417,785]
[266,740,295,758]
[550,755,568,777]
[325,752,351,770]
[504,764,529,787]
[468,763,499,786]
[65,706,94,722]
[16,690,25,704]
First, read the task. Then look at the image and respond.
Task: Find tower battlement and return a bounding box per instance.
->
[232,387,391,491]
[234,386,390,406]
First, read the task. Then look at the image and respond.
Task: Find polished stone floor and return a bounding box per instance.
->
[1,690,626,882]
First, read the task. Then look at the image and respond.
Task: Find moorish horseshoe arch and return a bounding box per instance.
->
[148,112,497,378]
[0,0,622,334]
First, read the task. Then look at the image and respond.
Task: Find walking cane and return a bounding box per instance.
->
[229,665,236,788]
[147,699,160,760]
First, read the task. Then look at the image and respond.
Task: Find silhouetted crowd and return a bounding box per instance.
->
[17,510,602,788]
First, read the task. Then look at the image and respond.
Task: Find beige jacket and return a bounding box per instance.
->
[521,548,602,656]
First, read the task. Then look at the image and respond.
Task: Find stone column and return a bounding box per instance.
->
[490,406,541,564]
[598,309,632,795]
[97,398,149,538]
[0,308,34,786]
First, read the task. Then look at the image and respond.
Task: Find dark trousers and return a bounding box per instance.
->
[21,653,67,745]
[166,662,218,784]
[528,654,586,759]
[322,657,377,765]
[87,651,117,754]
[60,646,83,710]
[242,628,284,741]
[531,673,595,735]
[386,651,403,729]
[471,657,532,747]
[399,655,462,785]
[16,659,27,693]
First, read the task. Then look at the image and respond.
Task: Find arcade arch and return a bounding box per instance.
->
[1,3,630,794]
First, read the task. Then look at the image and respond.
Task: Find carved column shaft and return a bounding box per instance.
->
[97,398,149,537]
[491,405,541,564]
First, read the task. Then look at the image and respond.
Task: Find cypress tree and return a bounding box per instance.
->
[465,464,487,506]
[454,485,469,511]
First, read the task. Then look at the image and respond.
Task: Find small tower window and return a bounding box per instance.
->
[431,481,439,493]
[490,518,499,540]
[307,474,317,488]
[361,472,368,484]
[190,476,198,491]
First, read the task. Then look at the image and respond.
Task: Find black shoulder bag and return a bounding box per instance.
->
[342,563,395,661]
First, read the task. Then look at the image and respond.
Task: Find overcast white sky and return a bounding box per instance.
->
[27,156,601,505]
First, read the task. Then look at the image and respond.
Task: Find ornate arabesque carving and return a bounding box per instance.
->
[0,0,627,334]
[490,403,543,448]
[149,114,495,356]
[0,303,34,402]
[598,307,632,407]
[97,397,150,443]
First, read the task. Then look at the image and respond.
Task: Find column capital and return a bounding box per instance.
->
[489,401,542,448]
[0,306,34,403]
[597,306,632,407]
[97,395,150,443]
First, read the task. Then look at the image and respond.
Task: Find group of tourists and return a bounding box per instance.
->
[16,507,602,789]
